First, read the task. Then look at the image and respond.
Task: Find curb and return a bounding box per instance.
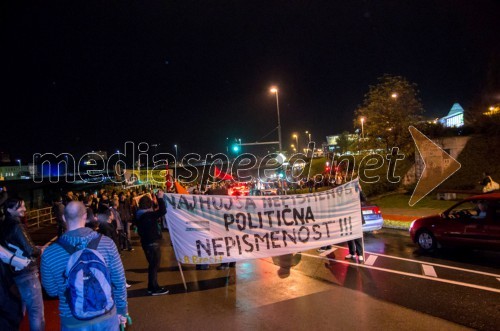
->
[382,214,416,231]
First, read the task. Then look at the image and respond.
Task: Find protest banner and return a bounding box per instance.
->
[165,179,363,265]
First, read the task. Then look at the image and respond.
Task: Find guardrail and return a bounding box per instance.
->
[26,207,55,228]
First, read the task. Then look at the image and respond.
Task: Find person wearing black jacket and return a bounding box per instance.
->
[345,183,367,262]
[136,190,168,296]
[0,188,23,330]
[0,197,45,331]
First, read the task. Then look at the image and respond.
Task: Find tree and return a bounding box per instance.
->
[354,74,424,152]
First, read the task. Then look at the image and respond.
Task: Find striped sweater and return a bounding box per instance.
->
[40,227,128,317]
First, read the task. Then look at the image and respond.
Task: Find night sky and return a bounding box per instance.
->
[1,1,499,160]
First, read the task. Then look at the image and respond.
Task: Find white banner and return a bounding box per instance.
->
[165,179,362,264]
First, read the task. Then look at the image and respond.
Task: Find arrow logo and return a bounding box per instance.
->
[409,126,461,206]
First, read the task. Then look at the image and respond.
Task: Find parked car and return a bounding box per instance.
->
[249,188,279,196]
[362,205,384,232]
[409,193,500,252]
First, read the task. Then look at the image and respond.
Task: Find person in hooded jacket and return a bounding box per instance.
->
[41,201,129,330]
[0,197,44,331]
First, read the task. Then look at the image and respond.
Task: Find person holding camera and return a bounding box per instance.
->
[135,190,169,295]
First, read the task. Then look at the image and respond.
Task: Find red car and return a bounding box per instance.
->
[409,193,500,252]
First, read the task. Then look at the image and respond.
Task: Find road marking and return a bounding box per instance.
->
[320,247,337,257]
[364,255,378,266]
[300,253,500,294]
[330,245,500,278]
[422,264,437,277]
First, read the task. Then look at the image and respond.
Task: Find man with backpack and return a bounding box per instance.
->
[41,201,130,330]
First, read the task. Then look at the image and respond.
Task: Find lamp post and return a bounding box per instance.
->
[16,159,21,175]
[293,134,299,153]
[270,87,282,153]
[305,131,311,142]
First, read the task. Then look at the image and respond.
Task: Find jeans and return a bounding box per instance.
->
[13,270,45,331]
[348,238,363,255]
[120,221,132,250]
[142,242,161,290]
[61,307,119,331]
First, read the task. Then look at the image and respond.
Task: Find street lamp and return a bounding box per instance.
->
[292,134,299,152]
[290,144,296,153]
[16,159,21,174]
[391,92,398,99]
[270,87,282,153]
[305,131,311,142]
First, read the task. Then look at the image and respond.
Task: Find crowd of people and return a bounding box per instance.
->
[3,165,490,330]
[0,185,170,330]
[0,173,354,331]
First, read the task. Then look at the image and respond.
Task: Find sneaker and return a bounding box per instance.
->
[126,283,132,288]
[358,255,364,262]
[317,248,326,253]
[345,254,355,259]
[150,287,169,296]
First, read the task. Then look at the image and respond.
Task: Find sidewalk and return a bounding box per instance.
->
[22,230,471,331]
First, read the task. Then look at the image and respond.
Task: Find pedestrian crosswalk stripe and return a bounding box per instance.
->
[422,264,437,277]
[320,247,337,257]
[364,255,377,266]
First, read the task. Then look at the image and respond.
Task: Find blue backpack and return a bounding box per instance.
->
[58,235,115,320]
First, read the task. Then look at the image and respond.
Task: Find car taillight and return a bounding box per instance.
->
[372,206,381,214]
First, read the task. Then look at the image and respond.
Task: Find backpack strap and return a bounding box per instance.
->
[87,234,102,250]
[57,238,77,255]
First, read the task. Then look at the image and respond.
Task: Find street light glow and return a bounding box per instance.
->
[391,92,398,98]
[269,86,282,152]
[305,130,311,142]
[293,134,299,151]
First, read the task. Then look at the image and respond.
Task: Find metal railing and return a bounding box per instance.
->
[26,207,55,228]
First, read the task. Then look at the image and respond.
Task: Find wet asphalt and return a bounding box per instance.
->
[29,225,499,331]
